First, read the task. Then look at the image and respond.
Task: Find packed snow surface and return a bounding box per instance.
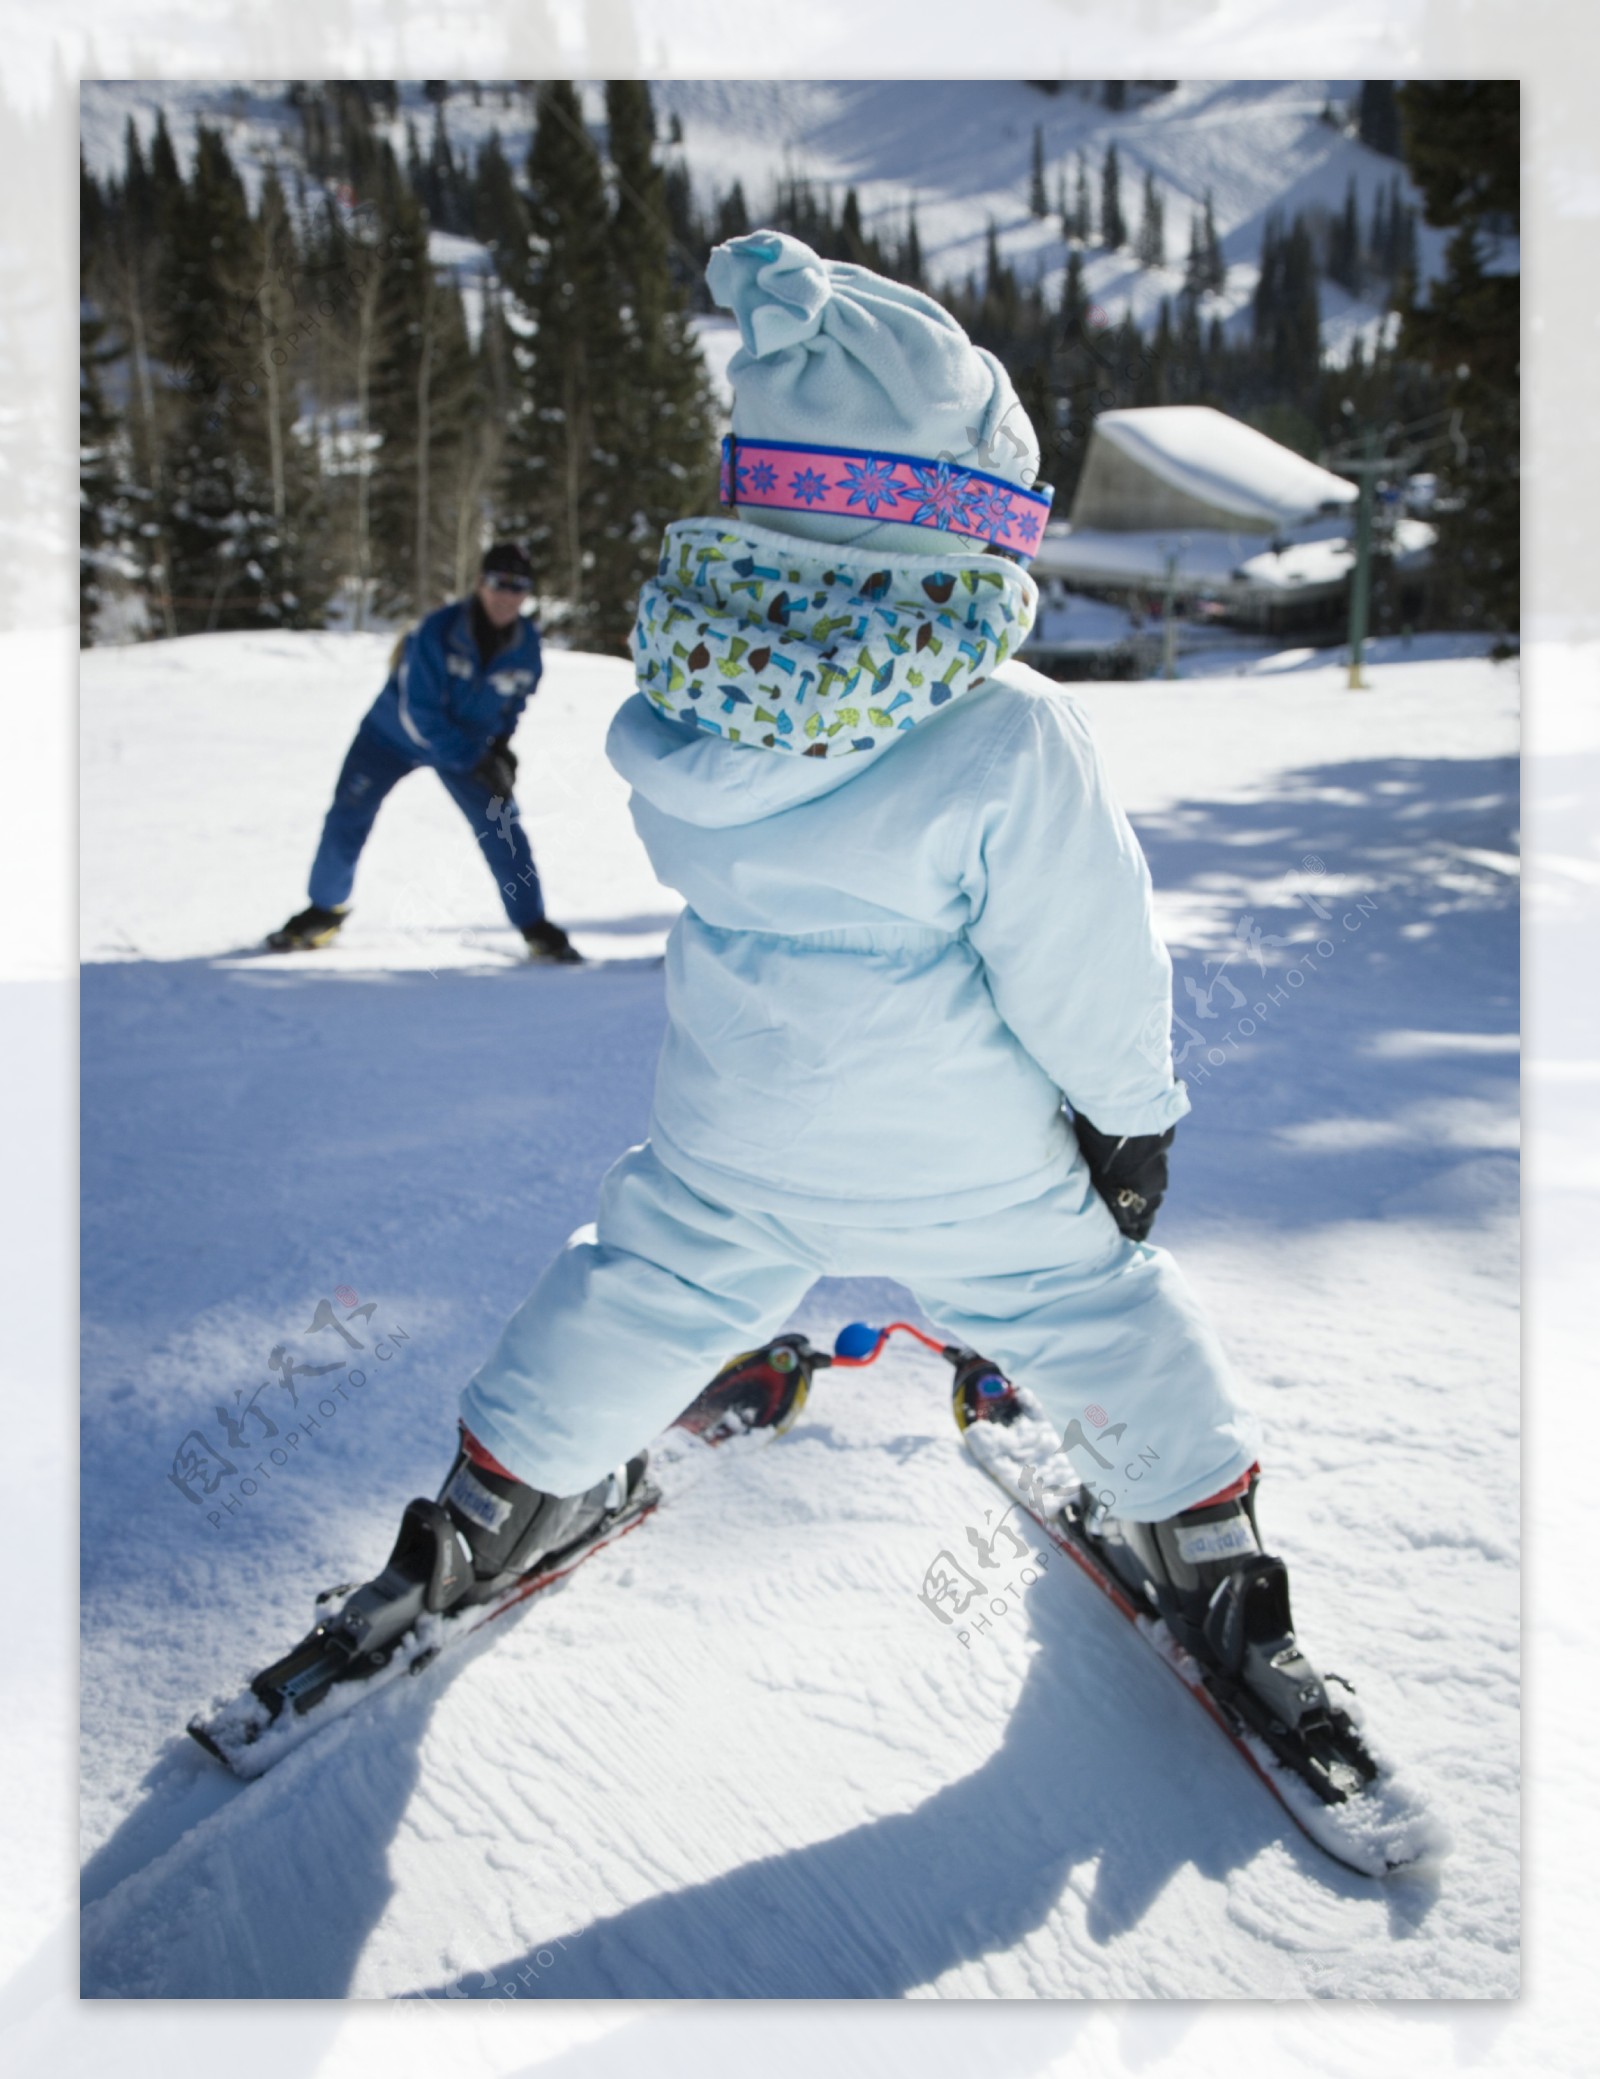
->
[78,629,1518,1998]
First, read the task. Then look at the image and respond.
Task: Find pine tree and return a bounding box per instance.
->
[1358,81,1402,159]
[1199,190,1223,294]
[901,205,924,288]
[1369,180,1391,280]
[839,185,870,264]
[1060,244,1086,331]
[330,82,381,197]
[156,123,272,631]
[1184,206,1204,300]
[212,165,337,628]
[148,108,181,198]
[80,158,124,641]
[663,158,702,287]
[1274,212,1322,396]
[1176,285,1202,401]
[425,105,465,234]
[715,178,751,244]
[1074,154,1092,244]
[596,78,717,652]
[1135,168,1165,268]
[472,130,531,289]
[1329,176,1362,293]
[368,183,478,616]
[503,81,627,645]
[1395,80,1519,630]
[1393,193,1418,294]
[1100,143,1125,249]
[1029,124,1048,218]
[331,180,398,626]
[1145,298,1174,403]
[979,218,1020,337]
[1386,174,1405,272]
[430,277,498,602]
[97,116,182,635]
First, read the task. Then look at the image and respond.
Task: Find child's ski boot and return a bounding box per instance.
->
[242,1434,650,1724]
[1067,1469,1377,1800]
[437,1428,650,1605]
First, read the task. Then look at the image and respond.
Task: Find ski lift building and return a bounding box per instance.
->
[1028,407,1429,651]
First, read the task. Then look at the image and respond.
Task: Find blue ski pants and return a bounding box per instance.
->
[460,1141,1260,1524]
[308,721,546,929]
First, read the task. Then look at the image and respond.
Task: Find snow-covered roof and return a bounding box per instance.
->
[1076,407,1358,531]
[1034,526,1275,596]
[1033,514,1434,603]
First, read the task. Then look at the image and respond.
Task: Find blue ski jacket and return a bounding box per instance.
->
[363,599,543,773]
[608,519,1189,1226]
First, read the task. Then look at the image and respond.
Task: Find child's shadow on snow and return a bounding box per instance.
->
[403,1558,1432,2001]
[78,1513,1430,2000]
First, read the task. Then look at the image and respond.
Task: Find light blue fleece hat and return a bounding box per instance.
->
[705,229,1041,558]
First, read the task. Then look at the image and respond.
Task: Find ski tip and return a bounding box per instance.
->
[1291,1763,1454,1880]
[1381,1804,1455,1878]
[185,1717,236,1771]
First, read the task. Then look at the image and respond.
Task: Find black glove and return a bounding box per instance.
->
[472,736,517,799]
[1072,1112,1175,1241]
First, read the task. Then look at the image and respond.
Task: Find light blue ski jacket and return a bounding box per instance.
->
[608,519,1188,1224]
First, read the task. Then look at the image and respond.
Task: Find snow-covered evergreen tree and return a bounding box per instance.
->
[1135,168,1165,268]
[1100,142,1125,249]
[503,81,629,646]
[592,78,717,653]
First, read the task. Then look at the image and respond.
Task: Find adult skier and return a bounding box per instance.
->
[267,541,582,962]
[258,232,1364,1786]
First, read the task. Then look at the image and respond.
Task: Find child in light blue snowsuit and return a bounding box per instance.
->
[460,232,1260,1526]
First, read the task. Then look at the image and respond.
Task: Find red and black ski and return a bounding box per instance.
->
[187,1337,817,1778]
[834,1318,1448,1880]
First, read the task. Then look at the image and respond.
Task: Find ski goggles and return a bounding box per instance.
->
[720,434,1053,564]
[483,572,534,596]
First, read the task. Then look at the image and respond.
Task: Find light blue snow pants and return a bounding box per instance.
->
[460,1141,1260,1524]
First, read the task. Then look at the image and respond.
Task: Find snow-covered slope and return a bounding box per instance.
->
[78,630,1518,1998]
[79,78,1450,362]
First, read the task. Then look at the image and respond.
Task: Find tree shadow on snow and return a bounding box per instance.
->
[1130,752,1519,1231]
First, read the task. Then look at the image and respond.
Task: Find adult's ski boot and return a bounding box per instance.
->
[266,901,349,951]
[522,918,584,964]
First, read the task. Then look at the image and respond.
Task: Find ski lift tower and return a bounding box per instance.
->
[1323,406,1464,691]
[1331,424,1383,690]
